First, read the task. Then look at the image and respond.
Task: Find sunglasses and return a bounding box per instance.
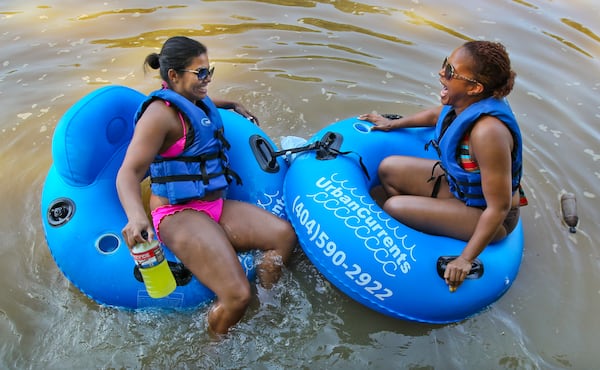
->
[442,57,479,84]
[180,65,215,81]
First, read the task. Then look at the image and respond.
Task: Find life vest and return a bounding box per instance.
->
[135,88,239,204]
[431,97,523,207]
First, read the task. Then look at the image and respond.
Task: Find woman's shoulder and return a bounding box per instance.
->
[138,99,181,131]
[471,115,513,147]
[143,98,178,117]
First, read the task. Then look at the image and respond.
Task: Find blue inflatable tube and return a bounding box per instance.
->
[284,117,524,323]
[41,85,288,309]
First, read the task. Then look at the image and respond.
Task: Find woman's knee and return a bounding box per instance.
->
[220,280,252,310]
[378,156,400,181]
[270,219,297,261]
[378,156,416,194]
[382,197,408,219]
[280,220,297,245]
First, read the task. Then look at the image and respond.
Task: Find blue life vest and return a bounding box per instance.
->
[432,97,523,207]
[135,88,240,204]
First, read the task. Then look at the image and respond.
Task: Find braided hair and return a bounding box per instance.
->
[463,41,516,99]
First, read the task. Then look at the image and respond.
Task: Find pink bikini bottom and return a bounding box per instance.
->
[151,198,224,243]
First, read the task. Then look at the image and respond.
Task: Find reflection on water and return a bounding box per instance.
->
[74,7,167,21]
[1,0,599,368]
[562,17,600,42]
[401,10,473,40]
[205,0,397,15]
[91,23,319,49]
[299,17,414,44]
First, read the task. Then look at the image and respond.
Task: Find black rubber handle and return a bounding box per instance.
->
[436,256,484,279]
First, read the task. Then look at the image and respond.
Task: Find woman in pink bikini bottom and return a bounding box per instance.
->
[116,36,297,336]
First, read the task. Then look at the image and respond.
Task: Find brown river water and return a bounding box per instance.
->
[1,1,599,369]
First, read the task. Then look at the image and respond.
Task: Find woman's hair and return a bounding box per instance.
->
[462,41,516,98]
[144,36,207,85]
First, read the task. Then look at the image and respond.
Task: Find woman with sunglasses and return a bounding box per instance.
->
[116,36,297,335]
[359,40,527,292]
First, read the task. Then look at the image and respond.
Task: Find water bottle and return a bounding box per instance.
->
[131,232,176,298]
[280,135,308,164]
[560,192,579,233]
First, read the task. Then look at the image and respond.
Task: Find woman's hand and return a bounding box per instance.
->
[358,113,395,131]
[121,218,154,249]
[443,256,472,292]
[232,103,259,126]
[213,99,260,125]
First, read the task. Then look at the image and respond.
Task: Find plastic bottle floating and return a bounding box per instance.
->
[560,192,579,233]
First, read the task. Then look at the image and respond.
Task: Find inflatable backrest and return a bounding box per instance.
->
[52,85,145,186]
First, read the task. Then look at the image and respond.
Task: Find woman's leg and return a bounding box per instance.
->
[377,155,485,241]
[378,156,444,197]
[219,200,297,288]
[158,210,251,334]
[384,195,484,241]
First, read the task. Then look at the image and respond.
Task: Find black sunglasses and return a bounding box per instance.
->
[442,57,479,84]
[180,66,215,81]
